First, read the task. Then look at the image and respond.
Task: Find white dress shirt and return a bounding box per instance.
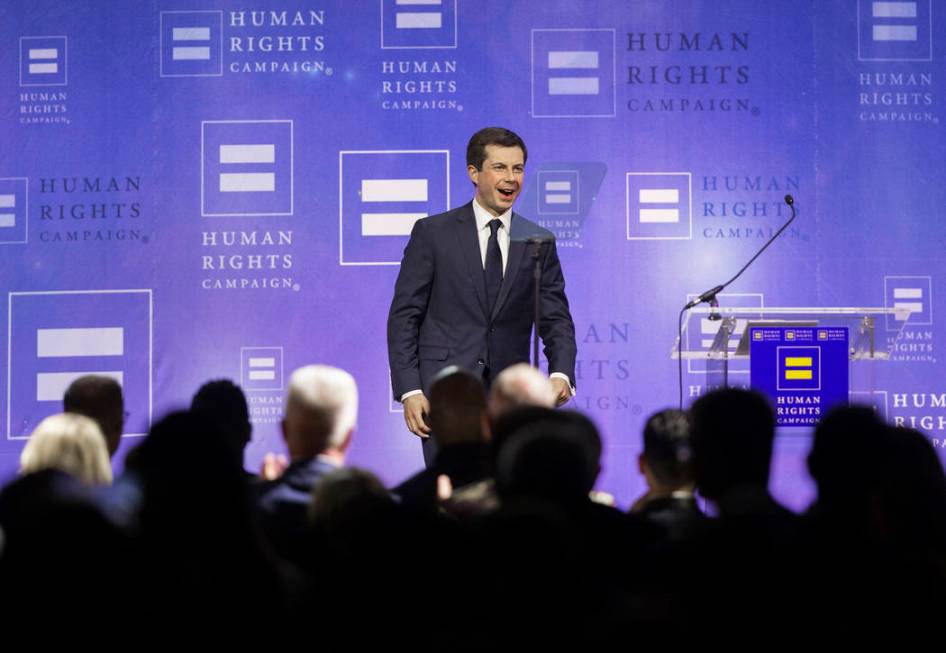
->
[472,197,511,274]
[400,199,573,401]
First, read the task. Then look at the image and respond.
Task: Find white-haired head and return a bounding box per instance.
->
[20,412,112,486]
[283,365,358,460]
[489,363,556,418]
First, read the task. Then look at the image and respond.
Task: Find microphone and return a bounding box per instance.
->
[677,195,798,408]
[686,195,797,311]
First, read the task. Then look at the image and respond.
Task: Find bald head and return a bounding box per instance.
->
[429,369,488,447]
[63,375,124,458]
[282,365,358,460]
[489,364,556,419]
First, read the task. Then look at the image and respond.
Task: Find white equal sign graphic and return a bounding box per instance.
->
[638,188,680,223]
[28,48,58,74]
[873,2,918,41]
[247,357,276,381]
[395,0,442,29]
[35,327,125,402]
[219,144,276,193]
[547,50,600,96]
[0,193,15,228]
[700,318,745,349]
[360,178,428,236]
[544,181,572,204]
[172,26,212,60]
[893,286,923,320]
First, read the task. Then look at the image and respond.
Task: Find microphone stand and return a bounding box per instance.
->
[531,238,542,368]
[677,195,798,409]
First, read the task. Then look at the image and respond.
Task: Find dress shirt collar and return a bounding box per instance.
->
[472,198,512,233]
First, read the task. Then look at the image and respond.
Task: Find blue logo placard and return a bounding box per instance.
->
[750,327,849,427]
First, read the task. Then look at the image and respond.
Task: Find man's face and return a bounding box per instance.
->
[468,144,525,216]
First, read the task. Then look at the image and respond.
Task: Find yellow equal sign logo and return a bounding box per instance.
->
[784,356,813,380]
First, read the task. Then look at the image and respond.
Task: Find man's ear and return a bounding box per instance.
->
[338,427,354,453]
[467,164,479,186]
[637,452,647,476]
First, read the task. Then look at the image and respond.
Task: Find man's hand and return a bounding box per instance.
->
[403,393,432,438]
[260,452,288,481]
[550,376,572,407]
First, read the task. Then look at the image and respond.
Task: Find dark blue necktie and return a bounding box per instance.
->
[484,218,503,313]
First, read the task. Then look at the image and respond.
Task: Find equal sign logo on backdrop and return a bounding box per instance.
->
[531,29,616,118]
[19,36,67,86]
[777,347,821,392]
[885,275,933,329]
[241,347,284,392]
[160,10,223,77]
[34,328,125,402]
[7,290,153,440]
[0,178,28,244]
[381,0,458,49]
[202,120,294,217]
[537,170,579,215]
[339,150,450,265]
[626,173,692,240]
[360,178,429,237]
[858,0,932,61]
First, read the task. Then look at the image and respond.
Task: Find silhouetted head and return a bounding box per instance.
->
[880,426,946,549]
[308,466,393,530]
[690,388,775,500]
[808,405,888,506]
[63,375,124,457]
[429,367,488,447]
[282,365,358,461]
[640,408,693,492]
[190,379,252,465]
[496,410,602,507]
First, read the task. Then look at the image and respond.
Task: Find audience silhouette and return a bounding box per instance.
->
[2,370,945,642]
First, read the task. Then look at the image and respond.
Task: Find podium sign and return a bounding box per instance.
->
[749,327,849,427]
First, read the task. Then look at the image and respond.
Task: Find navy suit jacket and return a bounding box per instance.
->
[387,202,577,400]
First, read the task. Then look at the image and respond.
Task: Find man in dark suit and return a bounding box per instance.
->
[387,127,577,465]
[256,364,358,564]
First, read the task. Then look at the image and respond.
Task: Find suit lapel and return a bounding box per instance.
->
[491,212,528,321]
[455,203,490,318]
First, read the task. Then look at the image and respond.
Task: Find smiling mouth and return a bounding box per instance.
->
[498,188,516,198]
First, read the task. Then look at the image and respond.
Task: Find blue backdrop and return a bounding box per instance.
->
[2,0,943,510]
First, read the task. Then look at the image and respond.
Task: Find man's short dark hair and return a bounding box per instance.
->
[63,375,124,457]
[689,388,775,500]
[190,379,252,456]
[642,408,693,487]
[466,127,528,170]
[496,410,601,505]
